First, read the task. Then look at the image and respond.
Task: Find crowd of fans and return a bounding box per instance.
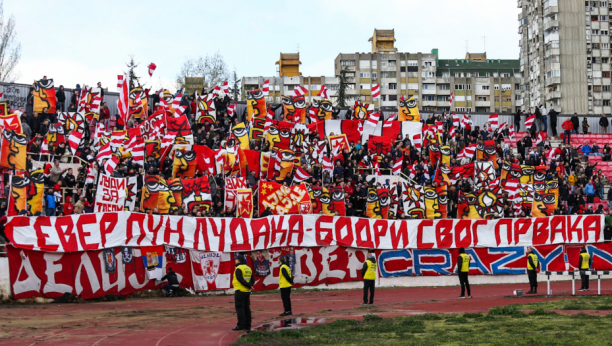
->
[0,88,611,245]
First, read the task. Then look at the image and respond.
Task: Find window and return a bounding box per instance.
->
[380,71,396,78]
[381,95,387,101]
[422,61,433,67]
[422,71,435,78]
[407,83,419,90]
[346,84,355,90]
[604,43,610,49]
[372,72,377,79]
[604,71,611,78]
[425,95,435,101]
[501,84,511,91]
[359,60,370,69]
[474,72,479,77]
[593,43,601,49]
[407,72,418,77]
[437,96,449,102]
[493,72,499,77]
[484,72,490,77]
[380,83,389,89]
[501,73,510,77]
[407,60,418,66]
[594,100,603,106]
[593,29,600,35]
[604,85,611,91]
[388,60,396,67]
[601,15,609,21]
[389,95,397,101]
[329,84,340,91]
[482,85,490,90]
[603,57,609,63]
[345,72,355,78]
[401,83,406,90]
[466,84,472,90]
[494,84,500,90]
[381,60,388,67]
[437,84,450,90]
[442,72,450,77]
[602,30,609,35]
[592,15,599,22]
[389,83,397,90]
[423,84,433,89]
[360,84,370,90]
[454,72,465,77]
[400,67,406,72]
[605,100,611,106]
[372,61,377,69]
[310,84,320,90]
[594,85,602,92]
[477,96,487,101]
[454,84,464,90]
[360,72,370,78]
[594,71,603,78]
[400,60,406,67]
[466,72,472,77]
[340,60,355,66]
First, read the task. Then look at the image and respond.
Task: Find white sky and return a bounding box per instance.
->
[5,0,521,92]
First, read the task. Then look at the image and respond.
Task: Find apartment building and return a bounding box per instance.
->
[242,30,521,113]
[518,0,611,114]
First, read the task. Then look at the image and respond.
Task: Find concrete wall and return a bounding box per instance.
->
[559,0,589,114]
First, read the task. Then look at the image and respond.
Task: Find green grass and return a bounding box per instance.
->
[234,309,612,346]
[516,295,612,311]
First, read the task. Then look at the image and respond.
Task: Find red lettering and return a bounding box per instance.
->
[271,216,287,246]
[194,218,207,250]
[164,218,185,247]
[493,219,512,247]
[454,220,472,248]
[417,220,434,249]
[230,218,251,251]
[512,218,531,245]
[33,217,55,251]
[568,216,583,242]
[126,213,146,245]
[435,219,453,249]
[583,215,601,243]
[472,220,487,247]
[373,220,388,248]
[206,219,226,252]
[390,220,408,249]
[100,213,118,248]
[76,214,99,251]
[336,217,355,247]
[532,218,549,245]
[147,214,164,245]
[55,216,77,252]
[287,215,304,246]
[315,215,334,246]
[550,215,567,243]
[251,218,270,248]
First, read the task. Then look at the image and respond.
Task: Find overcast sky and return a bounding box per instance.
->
[5,0,521,91]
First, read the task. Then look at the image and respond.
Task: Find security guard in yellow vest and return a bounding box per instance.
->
[526,247,539,294]
[457,247,472,298]
[278,255,294,316]
[232,254,254,331]
[578,247,592,292]
[361,252,377,305]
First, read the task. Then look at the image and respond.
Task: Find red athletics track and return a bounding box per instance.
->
[1,280,611,346]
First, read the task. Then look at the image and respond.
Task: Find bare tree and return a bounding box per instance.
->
[0,0,20,83]
[176,52,229,91]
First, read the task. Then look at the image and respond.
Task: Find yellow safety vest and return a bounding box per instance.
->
[580,253,591,270]
[232,264,252,293]
[279,264,293,288]
[364,259,377,280]
[459,253,470,272]
[527,253,539,271]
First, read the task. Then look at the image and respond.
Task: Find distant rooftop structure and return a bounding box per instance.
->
[369,29,397,53]
[465,52,487,61]
[275,53,301,77]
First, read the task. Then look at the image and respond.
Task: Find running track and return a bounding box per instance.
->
[1,280,611,345]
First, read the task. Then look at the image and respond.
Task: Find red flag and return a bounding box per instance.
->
[148,63,157,77]
[67,131,84,155]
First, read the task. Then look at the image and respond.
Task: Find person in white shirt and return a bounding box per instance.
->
[540,105,548,132]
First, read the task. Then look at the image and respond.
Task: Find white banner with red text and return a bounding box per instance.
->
[5,213,604,253]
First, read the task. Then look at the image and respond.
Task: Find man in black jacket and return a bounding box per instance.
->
[161,268,180,296]
[514,109,522,132]
[600,113,609,134]
[549,105,558,137]
[233,254,254,331]
[571,113,580,134]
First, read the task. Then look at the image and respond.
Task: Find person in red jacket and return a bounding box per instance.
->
[63,196,74,215]
[562,118,573,145]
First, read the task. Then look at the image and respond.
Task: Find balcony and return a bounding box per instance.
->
[436,77,450,84]
[545,91,561,101]
[422,100,436,107]
[545,77,560,86]
[436,89,451,95]
[437,101,451,107]
[544,5,558,17]
[475,100,490,107]
[421,77,436,83]
[544,20,559,31]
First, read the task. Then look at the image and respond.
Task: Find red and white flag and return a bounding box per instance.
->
[487,176,501,190]
[263,109,275,134]
[117,75,129,125]
[505,180,521,202]
[407,161,417,179]
[171,91,183,110]
[319,85,330,99]
[103,155,120,175]
[460,113,471,128]
[85,166,96,185]
[292,86,308,97]
[212,85,221,97]
[373,159,381,176]
[322,155,333,174]
[452,112,460,127]
[536,131,547,145]
[293,166,312,183]
[262,79,270,96]
[387,112,398,121]
[448,125,456,138]
[371,84,380,99]
[174,105,187,118]
[227,104,236,117]
[449,92,454,105]
[412,133,422,150]
[392,157,403,175]
[435,121,444,133]
[222,81,229,94]
[96,142,113,164]
[357,120,364,137]
[365,112,380,129]
[509,124,516,140]
[125,135,145,165]
[148,63,157,77]
[458,144,477,160]
[497,122,507,133]
[41,136,49,155]
[524,114,536,129]
[67,131,84,156]
[308,108,318,124]
[489,113,499,130]
[110,131,125,151]
[159,89,170,111]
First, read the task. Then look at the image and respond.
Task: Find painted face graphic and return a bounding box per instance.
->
[319,187,332,215]
[424,187,441,219]
[533,166,547,191]
[545,179,559,208]
[163,90,174,106]
[196,93,216,124]
[474,189,503,219]
[10,174,29,215]
[403,183,425,219]
[157,178,172,214]
[519,183,534,206]
[311,185,322,213]
[457,191,481,219]
[366,186,382,219]
[328,186,345,216]
[290,123,308,154]
[129,87,148,119]
[172,149,196,178]
[398,95,420,122]
[520,165,534,185]
[266,121,292,150]
[142,175,160,211]
[477,140,498,169]
[58,112,86,133]
[388,184,400,219]
[232,123,250,149]
[532,192,556,217]
[33,78,56,113]
[167,178,184,212]
[353,101,372,120]
[440,145,451,166]
[145,141,162,161]
[0,130,27,170]
[310,99,333,121]
[474,162,496,187]
[27,169,45,215]
[379,188,390,219]
[436,185,448,219]
[429,144,441,165]
[246,89,266,123]
[277,149,295,181]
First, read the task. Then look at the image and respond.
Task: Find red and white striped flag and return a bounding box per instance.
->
[308,108,318,124]
[41,136,49,155]
[67,131,84,156]
[148,63,157,77]
[505,180,521,202]
[227,104,236,117]
[110,131,125,151]
[159,89,170,111]
[293,166,312,183]
[387,112,398,121]
[174,105,187,118]
[373,159,381,176]
[117,75,129,125]
[435,121,444,133]
[392,157,403,175]
[262,79,270,96]
[458,144,477,160]
[85,166,96,185]
[461,113,471,128]
[487,176,501,190]
[161,131,176,150]
[125,134,145,165]
[524,114,536,129]
[212,84,221,97]
[497,122,507,133]
[371,84,380,99]
[509,124,516,140]
[489,113,499,130]
[412,133,422,150]
[103,155,120,175]
[319,85,330,99]
[365,112,380,129]
[357,120,364,136]
[263,108,275,134]
[536,131,547,145]
[222,81,229,94]
[96,142,113,164]
[452,112,460,127]
[449,126,456,138]
[449,92,454,105]
[292,86,308,97]
[171,91,183,110]
[407,161,417,179]
[322,155,333,174]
